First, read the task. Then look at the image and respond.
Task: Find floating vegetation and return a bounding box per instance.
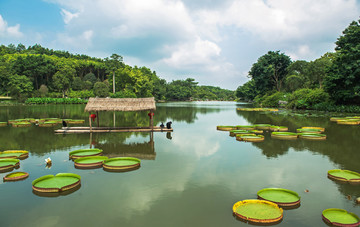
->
[271,132,298,140]
[67,119,85,124]
[0,150,29,159]
[330,117,346,122]
[229,130,249,137]
[270,126,288,132]
[3,171,29,181]
[236,108,279,112]
[327,169,360,184]
[38,121,59,127]
[103,157,141,172]
[12,122,31,127]
[254,124,271,130]
[296,128,323,134]
[74,156,108,169]
[32,173,81,193]
[0,159,20,173]
[322,208,360,227]
[0,122,7,127]
[337,119,360,125]
[301,126,325,132]
[236,125,256,130]
[236,134,264,142]
[298,133,326,140]
[25,118,36,123]
[232,199,283,224]
[257,188,301,207]
[216,125,237,131]
[69,148,103,159]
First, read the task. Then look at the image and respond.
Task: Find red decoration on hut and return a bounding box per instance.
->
[90,114,97,122]
[148,112,154,119]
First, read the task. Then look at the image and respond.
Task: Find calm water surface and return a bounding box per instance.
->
[0,102,359,227]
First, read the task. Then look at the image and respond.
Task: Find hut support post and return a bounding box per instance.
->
[89,114,92,132]
[113,112,116,128]
[150,110,154,130]
[96,111,99,127]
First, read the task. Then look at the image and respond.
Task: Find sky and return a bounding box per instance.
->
[0,0,359,90]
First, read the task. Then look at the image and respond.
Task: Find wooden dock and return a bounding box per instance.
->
[55,126,173,134]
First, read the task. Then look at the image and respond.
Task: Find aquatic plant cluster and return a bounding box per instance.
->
[217,124,327,142]
[330,116,360,125]
[1,147,141,196]
[5,118,85,128]
[25,98,88,104]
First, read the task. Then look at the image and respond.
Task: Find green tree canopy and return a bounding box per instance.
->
[249,51,291,94]
[324,19,360,104]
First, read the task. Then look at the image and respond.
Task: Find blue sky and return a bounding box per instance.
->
[0,0,359,90]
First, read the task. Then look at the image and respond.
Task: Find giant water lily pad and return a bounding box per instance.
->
[3,171,29,181]
[232,199,283,224]
[216,125,236,131]
[32,173,81,193]
[74,156,108,169]
[270,126,288,132]
[0,159,20,172]
[322,208,360,226]
[0,150,29,159]
[271,132,298,140]
[0,122,7,127]
[254,124,271,130]
[298,133,326,140]
[328,169,360,184]
[103,157,141,171]
[69,148,103,159]
[257,188,300,207]
[236,134,264,142]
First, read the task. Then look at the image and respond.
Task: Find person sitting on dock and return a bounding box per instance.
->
[166,121,172,129]
[160,122,164,129]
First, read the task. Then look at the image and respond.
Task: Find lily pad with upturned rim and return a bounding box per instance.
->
[0,150,29,159]
[236,134,264,142]
[32,173,81,193]
[296,128,323,133]
[103,157,141,171]
[270,126,289,132]
[257,188,300,207]
[0,159,20,172]
[328,169,360,184]
[232,199,283,224]
[298,133,326,140]
[74,156,108,169]
[0,122,7,127]
[3,171,29,181]
[69,148,103,159]
[216,125,237,131]
[271,132,298,140]
[301,126,325,132]
[322,208,360,227]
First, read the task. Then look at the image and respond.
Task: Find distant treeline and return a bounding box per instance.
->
[0,44,235,102]
[235,18,360,112]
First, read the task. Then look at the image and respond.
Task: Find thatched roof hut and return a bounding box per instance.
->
[84,97,156,129]
[85,97,156,112]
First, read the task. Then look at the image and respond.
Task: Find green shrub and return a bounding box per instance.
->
[254,91,287,107]
[287,88,329,109]
[25,97,88,104]
[110,90,137,98]
[68,90,94,99]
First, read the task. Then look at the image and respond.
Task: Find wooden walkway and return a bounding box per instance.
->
[55,126,173,134]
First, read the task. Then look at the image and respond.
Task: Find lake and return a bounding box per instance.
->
[0,101,359,226]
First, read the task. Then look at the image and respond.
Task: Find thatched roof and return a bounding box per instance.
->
[85,97,156,112]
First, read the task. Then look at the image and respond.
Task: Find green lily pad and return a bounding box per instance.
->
[69,148,103,159]
[257,188,300,207]
[32,173,81,193]
[322,208,360,226]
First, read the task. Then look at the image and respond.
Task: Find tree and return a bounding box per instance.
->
[324,19,360,104]
[249,51,291,94]
[52,66,76,97]
[93,82,109,97]
[235,80,257,100]
[38,84,48,97]
[308,54,332,89]
[7,74,33,100]
[72,77,83,91]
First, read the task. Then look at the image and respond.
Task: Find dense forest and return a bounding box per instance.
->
[235,18,360,112]
[0,44,235,102]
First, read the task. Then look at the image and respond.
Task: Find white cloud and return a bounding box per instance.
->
[0,15,23,38]
[60,9,80,24]
[34,0,360,89]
